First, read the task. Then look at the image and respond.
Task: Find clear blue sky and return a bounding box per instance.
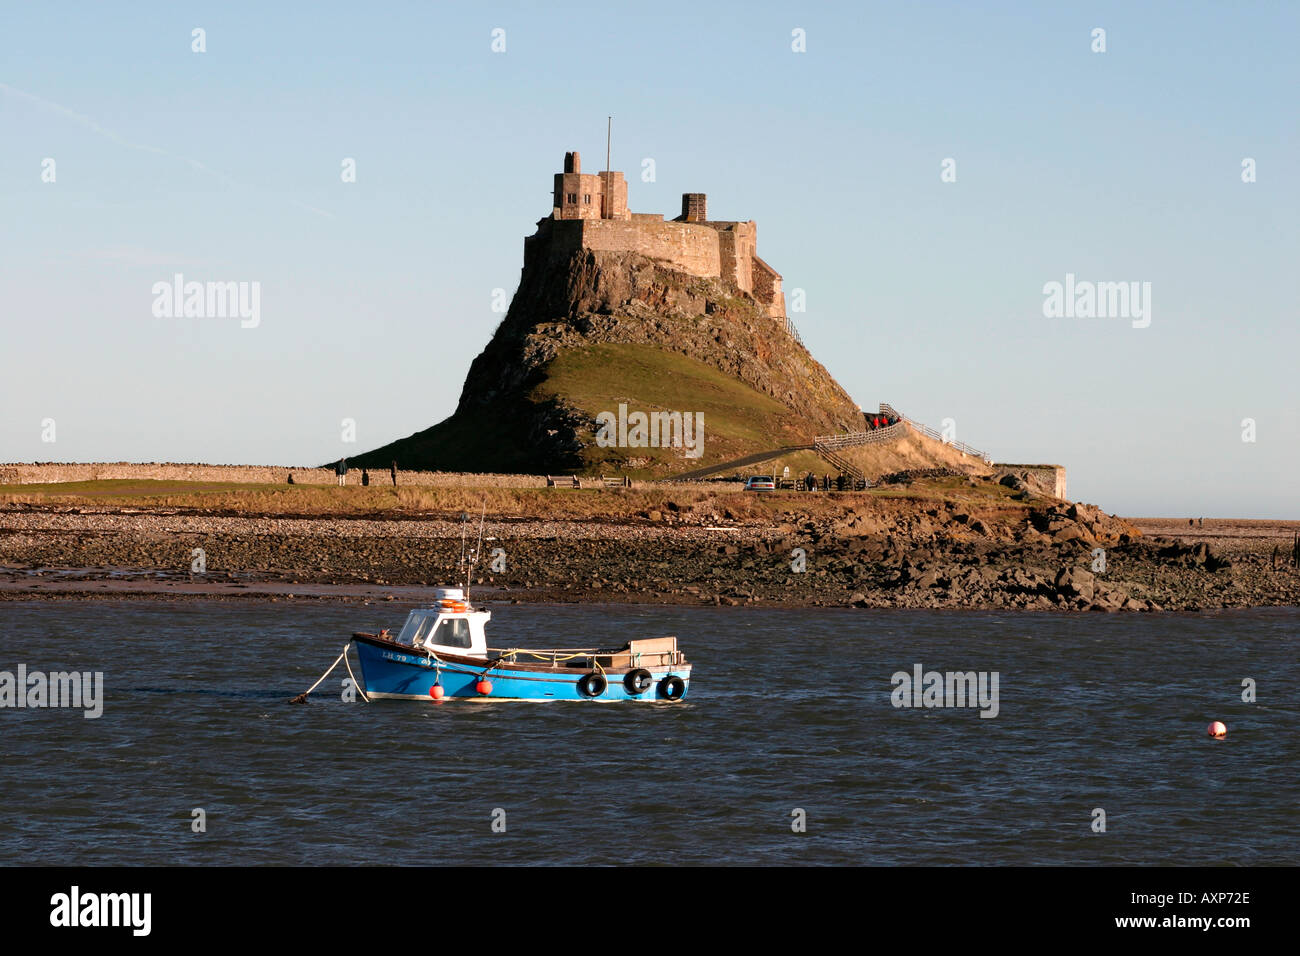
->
[2,1,1296,517]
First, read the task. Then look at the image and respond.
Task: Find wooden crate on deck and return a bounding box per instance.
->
[623,636,680,667]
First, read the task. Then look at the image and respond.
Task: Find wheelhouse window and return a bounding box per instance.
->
[398,612,438,646]
[431,618,472,649]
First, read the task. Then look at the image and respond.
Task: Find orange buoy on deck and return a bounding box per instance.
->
[1208,721,1227,738]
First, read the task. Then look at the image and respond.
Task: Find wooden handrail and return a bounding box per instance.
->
[901,418,989,461]
[813,421,908,449]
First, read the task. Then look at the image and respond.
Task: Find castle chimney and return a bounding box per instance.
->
[681,193,707,222]
[564,151,580,174]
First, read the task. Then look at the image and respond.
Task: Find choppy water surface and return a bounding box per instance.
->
[1,600,1295,865]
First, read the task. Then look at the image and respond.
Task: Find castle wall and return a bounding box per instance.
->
[579,219,721,278]
[714,222,756,295]
[543,153,787,319]
[752,255,784,318]
[718,230,738,292]
[735,225,755,293]
[524,218,584,275]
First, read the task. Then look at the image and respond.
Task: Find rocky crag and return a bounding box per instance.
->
[355,222,863,475]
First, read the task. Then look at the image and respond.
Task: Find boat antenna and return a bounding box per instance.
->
[468,503,487,604]
[458,511,469,593]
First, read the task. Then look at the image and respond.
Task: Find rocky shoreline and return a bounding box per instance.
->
[2,497,1297,611]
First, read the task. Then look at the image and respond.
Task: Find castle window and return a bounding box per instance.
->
[567,193,577,204]
[583,194,591,204]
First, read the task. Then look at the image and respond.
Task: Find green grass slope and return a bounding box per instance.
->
[355,342,838,477]
[534,343,823,475]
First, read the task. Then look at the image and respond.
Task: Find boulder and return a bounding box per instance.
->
[1054,566,1096,601]
[1052,526,1085,544]
[915,569,941,589]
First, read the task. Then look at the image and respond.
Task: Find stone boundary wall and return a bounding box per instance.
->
[0,463,745,493]
[0,463,562,489]
[878,467,965,485]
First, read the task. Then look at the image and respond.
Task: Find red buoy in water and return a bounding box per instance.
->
[475,679,493,696]
[1208,721,1227,738]
[429,684,445,700]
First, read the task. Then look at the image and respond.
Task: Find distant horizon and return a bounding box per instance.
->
[3,1,1296,519]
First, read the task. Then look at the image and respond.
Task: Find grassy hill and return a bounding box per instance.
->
[354,341,845,478]
[533,343,824,475]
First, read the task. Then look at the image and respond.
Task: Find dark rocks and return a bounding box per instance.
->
[3,491,1292,612]
[915,569,941,589]
[1157,541,1232,572]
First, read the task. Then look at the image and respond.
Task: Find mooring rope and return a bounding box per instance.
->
[289,642,368,704]
[343,647,370,703]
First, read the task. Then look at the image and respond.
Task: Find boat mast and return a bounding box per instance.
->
[458,505,487,605]
[469,504,486,604]
[458,511,470,599]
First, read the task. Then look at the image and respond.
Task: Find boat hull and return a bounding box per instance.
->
[353,636,691,702]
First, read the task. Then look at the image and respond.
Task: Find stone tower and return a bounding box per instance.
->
[553,150,629,220]
[680,193,708,222]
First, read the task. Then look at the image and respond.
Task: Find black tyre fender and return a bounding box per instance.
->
[624,668,654,695]
[657,675,686,701]
[577,672,608,698]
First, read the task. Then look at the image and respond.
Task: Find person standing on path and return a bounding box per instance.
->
[390,460,398,487]
[335,458,348,487]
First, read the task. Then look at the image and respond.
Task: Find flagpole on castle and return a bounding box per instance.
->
[604,116,612,219]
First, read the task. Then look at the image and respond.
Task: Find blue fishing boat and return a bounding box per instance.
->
[348,588,692,702]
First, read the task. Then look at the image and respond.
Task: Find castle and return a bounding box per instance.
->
[524,151,786,319]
